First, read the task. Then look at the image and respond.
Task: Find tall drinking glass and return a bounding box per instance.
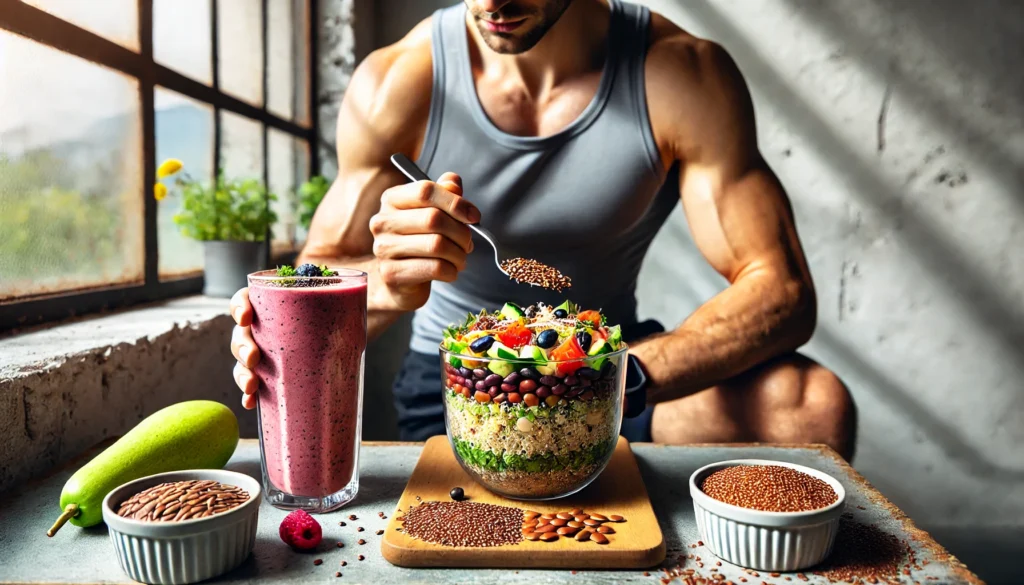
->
[247,269,367,512]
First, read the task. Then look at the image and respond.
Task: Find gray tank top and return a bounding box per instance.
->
[409,0,679,354]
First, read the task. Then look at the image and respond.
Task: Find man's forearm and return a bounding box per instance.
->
[631,271,815,404]
[295,251,402,341]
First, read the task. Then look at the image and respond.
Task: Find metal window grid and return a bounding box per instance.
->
[0,0,320,331]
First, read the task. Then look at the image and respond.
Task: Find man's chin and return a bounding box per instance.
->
[477,25,545,55]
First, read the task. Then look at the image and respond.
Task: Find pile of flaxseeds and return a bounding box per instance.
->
[701,465,838,512]
[117,480,249,522]
[522,508,625,544]
[499,257,572,292]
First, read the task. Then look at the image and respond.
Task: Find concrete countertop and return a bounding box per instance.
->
[0,440,982,584]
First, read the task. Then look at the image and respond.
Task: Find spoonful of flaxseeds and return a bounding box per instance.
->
[390,154,572,292]
[499,257,572,292]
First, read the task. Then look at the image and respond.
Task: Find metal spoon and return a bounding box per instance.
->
[390,153,510,276]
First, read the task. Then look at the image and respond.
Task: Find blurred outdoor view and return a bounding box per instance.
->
[0,29,144,301]
[0,0,311,300]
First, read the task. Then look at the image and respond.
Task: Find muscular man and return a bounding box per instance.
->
[229,0,856,459]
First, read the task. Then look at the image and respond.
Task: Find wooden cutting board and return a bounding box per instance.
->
[380,435,665,569]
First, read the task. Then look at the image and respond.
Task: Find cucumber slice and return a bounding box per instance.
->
[500,302,525,321]
[535,363,558,376]
[587,339,613,370]
[447,341,469,367]
[486,341,519,360]
[487,360,515,377]
[518,344,548,362]
[587,339,612,357]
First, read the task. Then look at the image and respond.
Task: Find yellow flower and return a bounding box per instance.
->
[154,183,168,201]
[157,158,183,179]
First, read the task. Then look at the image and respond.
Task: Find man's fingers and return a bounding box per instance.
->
[385,180,480,224]
[436,172,463,196]
[373,233,468,271]
[242,393,257,410]
[233,362,259,395]
[230,325,260,368]
[378,258,460,286]
[229,288,252,326]
[371,207,473,253]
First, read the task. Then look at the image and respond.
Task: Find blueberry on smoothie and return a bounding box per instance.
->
[296,263,323,277]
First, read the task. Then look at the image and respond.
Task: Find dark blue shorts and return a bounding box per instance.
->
[391,321,663,442]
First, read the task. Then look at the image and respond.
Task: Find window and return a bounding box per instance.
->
[0,0,318,329]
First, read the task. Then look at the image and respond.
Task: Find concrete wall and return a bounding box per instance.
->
[345,0,1024,580]
[0,299,253,493]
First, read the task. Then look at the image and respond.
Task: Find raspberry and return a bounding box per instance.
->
[279,510,322,550]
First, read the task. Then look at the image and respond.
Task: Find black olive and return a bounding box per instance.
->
[536,329,559,349]
[576,331,592,352]
[469,335,495,354]
[553,308,568,319]
[450,487,465,501]
[519,367,540,380]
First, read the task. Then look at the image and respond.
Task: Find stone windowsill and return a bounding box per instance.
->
[0,296,249,494]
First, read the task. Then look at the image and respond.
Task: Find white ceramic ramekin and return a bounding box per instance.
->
[689,459,846,572]
[102,469,262,585]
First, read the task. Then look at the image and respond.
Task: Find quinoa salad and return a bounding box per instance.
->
[440,301,625,499]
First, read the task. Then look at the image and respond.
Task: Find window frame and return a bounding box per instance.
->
[0,0,319,331]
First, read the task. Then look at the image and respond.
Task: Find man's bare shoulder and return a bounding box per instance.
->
[644,12,755,163]
[341,17,434,152]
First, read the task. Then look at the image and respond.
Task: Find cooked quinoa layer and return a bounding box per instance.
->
[470,466,603,499]
[444,390,618,473]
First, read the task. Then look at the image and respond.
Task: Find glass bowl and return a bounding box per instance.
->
[440,345,628,500]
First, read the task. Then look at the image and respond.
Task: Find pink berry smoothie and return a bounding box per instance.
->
[248,270,367,503]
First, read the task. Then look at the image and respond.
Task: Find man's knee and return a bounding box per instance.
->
[748,354,857,461]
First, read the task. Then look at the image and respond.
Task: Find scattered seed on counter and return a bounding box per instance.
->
[702,465,837,512]
[348,515,357,520]
[401,501,523,547]
[811,513,908,582]
[357,555,365,561]
[341,561,347,566]
[357,539,365,545]
[357,527,364,532]
[339,521,346,527]
[376,530,384,535]
[336,542,344,548]
[335,571,341,577]
[313,559,323,566]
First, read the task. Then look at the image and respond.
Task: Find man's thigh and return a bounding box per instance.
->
[649,353,856,460]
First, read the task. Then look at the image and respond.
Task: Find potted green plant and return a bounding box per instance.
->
[156,159,277,297]
[297,175,330,232]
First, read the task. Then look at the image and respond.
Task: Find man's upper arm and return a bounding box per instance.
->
[303,21,434,260]
[647,31,813,292]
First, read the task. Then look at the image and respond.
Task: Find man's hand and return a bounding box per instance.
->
[369,172,478,312]
[229,288,259,410]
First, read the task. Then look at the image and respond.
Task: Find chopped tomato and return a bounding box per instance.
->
[497,321,532,349]
[592,327,608,342]
[577,310,602,327]
[549,335,587,375]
